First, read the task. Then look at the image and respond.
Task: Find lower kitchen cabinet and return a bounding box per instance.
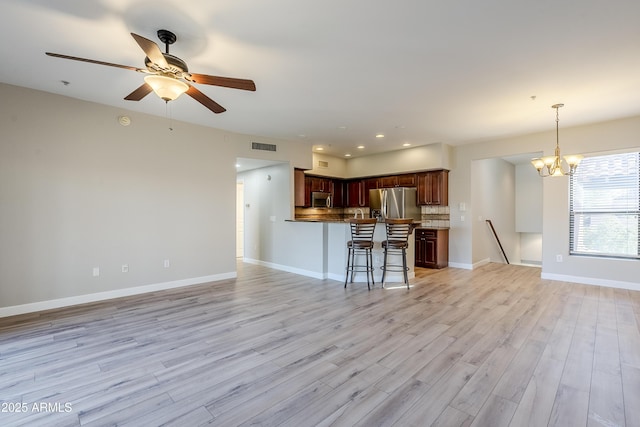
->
[415,228,449,269]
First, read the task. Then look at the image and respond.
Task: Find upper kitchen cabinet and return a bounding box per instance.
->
[417,170,449,205]
[346,180,365,207]
[332,179,344,207]
[378,175,398,188]
[378,173,417,188]
[308,176,332,193]
[397,173,417,187]
[363,178,379,206]
[346,177,379,207]
[296,173,343,208]
[294,168,306,207]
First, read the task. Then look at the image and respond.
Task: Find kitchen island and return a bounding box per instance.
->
[282,219,420,286]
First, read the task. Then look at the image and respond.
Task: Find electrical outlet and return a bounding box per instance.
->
[556,254,563,262]
[92,267,100,277]
[164,259,170,268]
[121,264,129,273]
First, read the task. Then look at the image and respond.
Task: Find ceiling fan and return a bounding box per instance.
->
[46,29,256,114]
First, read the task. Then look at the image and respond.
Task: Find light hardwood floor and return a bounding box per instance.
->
[1,262,640,426]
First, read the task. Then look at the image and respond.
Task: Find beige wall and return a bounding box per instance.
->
[2,82,639,316]
[451,115,640,288]
[0,83,311,315]
[306,143,452,179]
[346,143,452,178]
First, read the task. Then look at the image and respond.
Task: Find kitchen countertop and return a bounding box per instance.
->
[286,218,449,229]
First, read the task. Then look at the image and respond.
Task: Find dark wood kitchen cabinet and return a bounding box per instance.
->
[378,173,417,188]
[332,179,344,207]
[346,178,378,207]
[378,175,398,188]
[363,178,379,206]
[415,228,449,268]
[294,168,306,207]
[416,170,449,205]
[308,176,332,193]
[346,180,365,207]
[300,174,344,208]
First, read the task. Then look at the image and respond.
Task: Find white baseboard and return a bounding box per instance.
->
[243,258,326,279]
[448,262,472,269]
[448,258,490,270]
[541,272,640,292]
[0,272,236,319]
[244,258,414,284]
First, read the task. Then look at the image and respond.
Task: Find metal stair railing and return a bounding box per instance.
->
[486,219,509,264]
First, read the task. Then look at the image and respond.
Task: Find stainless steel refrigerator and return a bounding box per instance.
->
[369,187,420,221]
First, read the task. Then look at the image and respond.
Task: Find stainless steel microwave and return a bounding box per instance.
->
[311,191,331,208]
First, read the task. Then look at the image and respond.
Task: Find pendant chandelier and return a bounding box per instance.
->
[531,103,583,177]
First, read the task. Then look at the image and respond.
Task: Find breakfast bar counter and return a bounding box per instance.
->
[283,219,418,285]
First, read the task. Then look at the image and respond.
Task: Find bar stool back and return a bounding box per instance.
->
[381,218,413,289]
[344,218,377,290]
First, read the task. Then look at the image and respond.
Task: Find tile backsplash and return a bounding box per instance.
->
[295,205,450,227]
[420,205,450,228]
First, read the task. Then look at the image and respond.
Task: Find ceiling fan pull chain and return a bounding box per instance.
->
[166,101,174,131]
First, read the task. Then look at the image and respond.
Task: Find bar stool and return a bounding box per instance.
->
[381,218,414,289]
[344,218,377,290]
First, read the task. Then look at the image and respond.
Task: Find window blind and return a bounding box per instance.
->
[569,152,640,259]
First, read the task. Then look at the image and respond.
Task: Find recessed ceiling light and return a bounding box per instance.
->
[357,145,365,149]
[315,147,324,151]
[235,163,241,168]
[345,153,352,157]
[402,143,411,147]
[338,125,347,130]
[375,134,385,138]
[298,134,306,138]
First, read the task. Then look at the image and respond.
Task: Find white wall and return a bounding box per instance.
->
[308,153,349,178]
[346,143,452,178]
[515,163,542,233]
[451,115,640,289]
[471,158,518,264]
[0,83,311,315]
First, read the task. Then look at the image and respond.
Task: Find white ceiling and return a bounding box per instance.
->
[2,1,639,158]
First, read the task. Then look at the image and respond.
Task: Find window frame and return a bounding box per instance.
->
[569,151,640,260]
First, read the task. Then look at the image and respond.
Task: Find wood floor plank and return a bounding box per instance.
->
[450,343,519,416]
[1,262,639,426]
[390,361,478,426]
[621,363,640,427]
[492,338,547,403]
[508,354,565,427]
[431,405,474,427]
[469,394,518,427]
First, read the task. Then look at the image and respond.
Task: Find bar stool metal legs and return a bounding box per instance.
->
[381,218,413,289]
[344,219,377,290]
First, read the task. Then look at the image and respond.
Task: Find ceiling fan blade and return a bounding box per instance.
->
[189,74,256,91]
[124,83,153,101]
[186,85,226,114]
[45,52,144,72]
[130,33,168,68]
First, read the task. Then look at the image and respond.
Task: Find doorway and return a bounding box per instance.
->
[236,180,244,258]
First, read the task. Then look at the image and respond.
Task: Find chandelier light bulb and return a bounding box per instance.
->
[531,104,583,177]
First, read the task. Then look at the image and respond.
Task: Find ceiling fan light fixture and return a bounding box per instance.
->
[144,75,188,101]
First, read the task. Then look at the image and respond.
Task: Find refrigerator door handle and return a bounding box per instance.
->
[382,190,387,219]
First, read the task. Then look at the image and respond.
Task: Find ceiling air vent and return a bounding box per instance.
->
[252,142,277,152]
[318,160,329,168]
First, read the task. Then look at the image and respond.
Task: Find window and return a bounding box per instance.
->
[569,152,639,259]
